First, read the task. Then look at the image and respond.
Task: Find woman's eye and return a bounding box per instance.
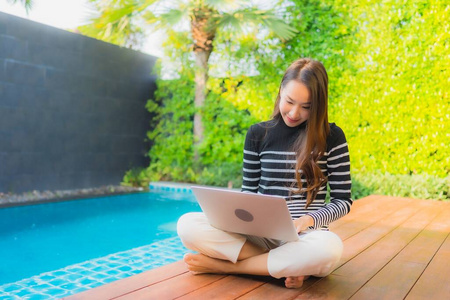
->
[303,106,311,110]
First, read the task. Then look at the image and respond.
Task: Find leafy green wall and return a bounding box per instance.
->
[127,0,450,200]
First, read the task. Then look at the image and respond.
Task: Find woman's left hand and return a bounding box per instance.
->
[293,215,314,233]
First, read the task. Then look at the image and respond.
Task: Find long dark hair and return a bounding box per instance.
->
[271,58,330,207]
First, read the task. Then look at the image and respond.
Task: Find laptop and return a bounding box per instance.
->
[191,186,299,242]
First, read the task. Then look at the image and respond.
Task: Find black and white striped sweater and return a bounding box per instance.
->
[241,118,352,230]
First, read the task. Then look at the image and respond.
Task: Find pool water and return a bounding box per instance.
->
[0,188,201,297]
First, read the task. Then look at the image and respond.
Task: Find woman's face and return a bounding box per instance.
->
[279,80,311,127]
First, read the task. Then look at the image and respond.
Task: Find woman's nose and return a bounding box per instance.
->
[289,106,301,118]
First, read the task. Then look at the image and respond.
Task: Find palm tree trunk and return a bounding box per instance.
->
[193,49,211,161]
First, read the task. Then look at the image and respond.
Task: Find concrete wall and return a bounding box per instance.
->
[0,12,157,193]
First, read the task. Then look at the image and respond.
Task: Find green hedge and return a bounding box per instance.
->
[124,0,449,200]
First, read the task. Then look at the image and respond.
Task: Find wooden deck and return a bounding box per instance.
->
[65,195,450,300]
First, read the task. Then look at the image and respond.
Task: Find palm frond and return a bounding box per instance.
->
[143,7,188,32]
[78,1,148,46]
[7,0,33,13]
[217,7,297,40]
[159,9,185,26]
[204,0,246,11]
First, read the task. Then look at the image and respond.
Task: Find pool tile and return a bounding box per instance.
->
[117,266,132,272]
[101,277,119,284]
[3,284,22,292]
[32,283,54,290]
[79,278,96,285]
[51,270,68,276]
[37,275,55,281]
[1,296,21,300]
[60,282,79,290]
[24,294,50,300]
[48,279,68,286]
[66,267,84,273]
[105,269,121,275]
[12,289,32,297]
[65,273,84,281]
[91,273,108,280]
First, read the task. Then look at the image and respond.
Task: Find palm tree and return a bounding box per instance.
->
[81,0,297,160]
[7,0,33,13]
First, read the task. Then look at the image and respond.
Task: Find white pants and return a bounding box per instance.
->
[177,212,343,279]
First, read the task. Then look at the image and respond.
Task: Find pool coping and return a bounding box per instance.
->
[0,187,147,209]
[0,181,222,209]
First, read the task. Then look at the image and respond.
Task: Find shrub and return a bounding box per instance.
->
[352,172,449,200]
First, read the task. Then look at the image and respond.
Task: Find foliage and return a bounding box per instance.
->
[327,0,450,177]
[122,168,150,189]
[7,0,33,13]
[352,173,449,201]
[122,0,450,201]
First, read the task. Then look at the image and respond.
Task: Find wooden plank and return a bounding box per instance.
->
[293,200,436,299]
[336,200,441,275]
[115,272,226,300]
[337,202,424,266]
[236,277,320,300]
[405,234,450,300]
[351,203,450,300]
[393,203,450,262]
[330,195,389,229]
[294,274,354,299]
[330,197,418,241]
[350,260,426,300]
[63,260,187,300]
[177,275,271,299]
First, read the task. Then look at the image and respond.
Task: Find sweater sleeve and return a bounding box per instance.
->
[308,126,353,229]
[241,125,261,193]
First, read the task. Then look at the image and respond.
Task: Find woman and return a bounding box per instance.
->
[177,58,352,288]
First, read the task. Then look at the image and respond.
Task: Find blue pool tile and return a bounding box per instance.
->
[79,262,96,268]
[23,294,50,300]
[1,295,20,300]
[66,267,84,273]
[48,279,67,286]
[13,289,31,297]
[101,277,119,284]
[38,275,55,281]
[65,273,84,281]
[105,269,121,276]
[32,283,53,291]
[63,287,88,296]
[96,259,109,264]
[3,284,22,292]
[118,266,132,272]
[92,266,109,273]
[60,282,79,290]
[51,270,68,277]
[79,278,96,286]
[44,287,67,296]
[91,273,108,280]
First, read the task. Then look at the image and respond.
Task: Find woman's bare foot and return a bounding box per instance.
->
[284,275,310,289]
[183,253,233,275]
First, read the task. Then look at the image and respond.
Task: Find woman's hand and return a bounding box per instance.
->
[293,215,314,233]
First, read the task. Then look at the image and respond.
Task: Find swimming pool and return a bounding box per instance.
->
[0,186,201,298]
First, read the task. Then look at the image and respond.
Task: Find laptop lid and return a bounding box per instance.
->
[191,186,299,242]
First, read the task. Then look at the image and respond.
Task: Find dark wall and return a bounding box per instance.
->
[0,12,157,193]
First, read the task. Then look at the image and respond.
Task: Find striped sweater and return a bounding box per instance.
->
[241,118,352,230]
